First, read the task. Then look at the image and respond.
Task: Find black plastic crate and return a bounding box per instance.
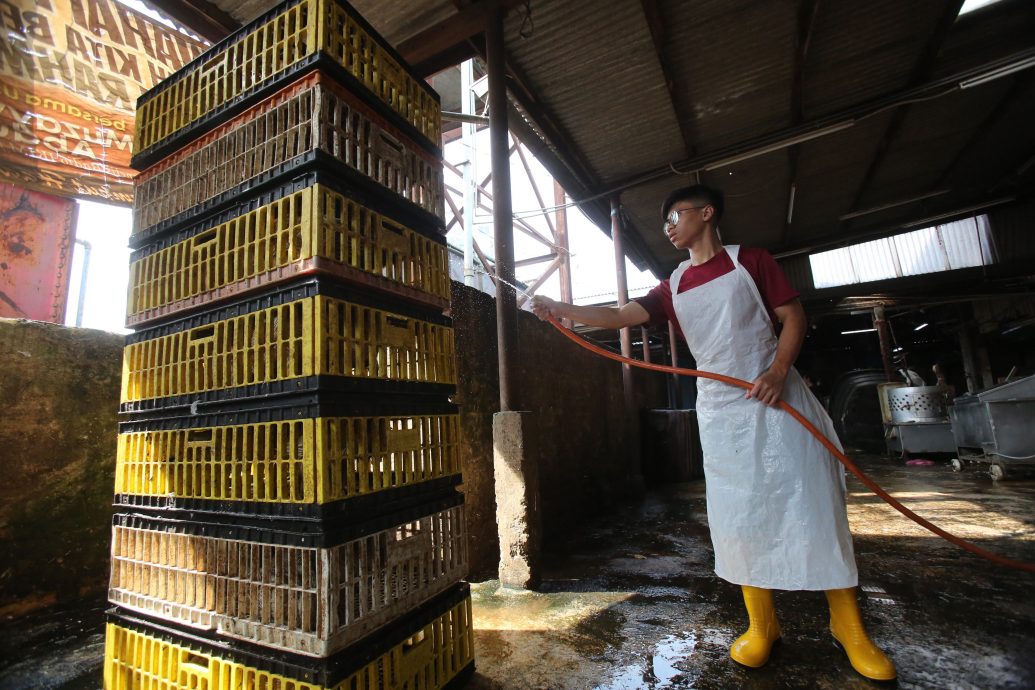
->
[131,0,442,170]
[115,394,461,522]
[132,71,444,243]
[127,170,450,328]
[105,582,474,687]
[107,496,467,656]
[120,278,456,415]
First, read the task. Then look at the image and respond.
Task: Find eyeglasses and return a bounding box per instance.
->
[663,206,706,231]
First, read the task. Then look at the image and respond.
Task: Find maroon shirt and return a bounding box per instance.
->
[636,247,799,332]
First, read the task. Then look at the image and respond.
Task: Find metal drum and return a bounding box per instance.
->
[887,386,952,424]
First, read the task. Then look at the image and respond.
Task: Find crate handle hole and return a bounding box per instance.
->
[182,652,210,670]
[402,629,427,653]
[189,326,216,341]
[187,430,214,443]
[382,220,405,236]
[193,228,218,246]
[378,131,403,153]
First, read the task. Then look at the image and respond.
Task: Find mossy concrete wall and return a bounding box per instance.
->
[0,319,123,616]
[0,286,667,611]
[451,283,668,580]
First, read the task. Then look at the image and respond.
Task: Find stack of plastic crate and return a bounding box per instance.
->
[103,1,474,688]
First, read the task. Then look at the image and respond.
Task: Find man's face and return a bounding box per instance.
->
[663,201,711,249]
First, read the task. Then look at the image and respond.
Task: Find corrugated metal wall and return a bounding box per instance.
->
[778,254,815,294]
[781,199,1035,298]
[988,200,1035,262]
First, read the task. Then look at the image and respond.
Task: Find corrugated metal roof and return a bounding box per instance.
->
[503,1,683,184]
[347,0,457,44]
[804,2,947,117]
[163,0,1035,299]
[788,114,895,244]
[664,0,797,151]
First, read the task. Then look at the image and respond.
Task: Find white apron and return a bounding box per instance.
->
[671,246,857,590]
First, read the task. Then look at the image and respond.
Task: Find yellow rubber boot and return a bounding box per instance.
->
[729,586,782,668]
[825,587,897,681]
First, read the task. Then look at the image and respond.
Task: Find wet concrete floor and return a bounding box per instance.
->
[2,455,1033,689]
[464,455,1035,690]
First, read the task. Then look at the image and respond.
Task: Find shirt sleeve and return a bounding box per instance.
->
[634,280,674,329]
[743,248,799,310]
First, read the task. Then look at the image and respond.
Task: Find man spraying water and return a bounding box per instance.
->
[531,184,896,681]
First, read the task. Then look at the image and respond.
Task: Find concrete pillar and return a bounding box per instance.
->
[493,411,542,589]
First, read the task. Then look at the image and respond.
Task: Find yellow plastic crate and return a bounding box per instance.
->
[120,280,455,412]
[105,584,474,689]
[127,180,451,327]
[132,0,441,166]
[115,405,461,513]
[108,498,468,656]
[133,71,444,241]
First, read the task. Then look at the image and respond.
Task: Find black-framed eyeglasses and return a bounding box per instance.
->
[663,206,705,231]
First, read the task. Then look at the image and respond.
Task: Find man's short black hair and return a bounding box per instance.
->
[661,185,725,222]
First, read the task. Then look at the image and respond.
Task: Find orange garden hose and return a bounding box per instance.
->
[545,314,1035,574]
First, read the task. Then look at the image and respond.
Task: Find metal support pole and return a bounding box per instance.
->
[641,327,651,363]
[873,305,895,382]
[611,195,643,492]
[958,321,979,394]
[73,239,91,327]
[487,3,518,411]
[612,197,634,406]
[554,180,573,328]
[668,321,681,407]
[977,345,995,389]
[461,59,477,287]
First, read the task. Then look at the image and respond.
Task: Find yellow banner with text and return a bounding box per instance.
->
[0,0,206,204]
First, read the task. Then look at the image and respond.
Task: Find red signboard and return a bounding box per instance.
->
[0,182,76,321]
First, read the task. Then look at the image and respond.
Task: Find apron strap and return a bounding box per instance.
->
[727,245,778,337]
[669,259,692,294]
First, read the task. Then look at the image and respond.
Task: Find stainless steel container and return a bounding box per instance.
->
[887,386,952,424]
[950,374,1035,461]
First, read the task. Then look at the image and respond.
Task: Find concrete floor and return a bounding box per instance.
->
[464,455,1035,690]
[2,455,1033,689]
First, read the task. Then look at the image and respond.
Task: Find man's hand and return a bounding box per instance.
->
[746,366,789,407]
[530,295,558,321]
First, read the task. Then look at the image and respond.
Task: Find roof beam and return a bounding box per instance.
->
[781,0,821,244]
[152,0,238,43]
[639,0,692,160]
[774,195,1015,259]
[591,46,1035,205]
[934,76,1029,192]
[397,0,527,77]
[841,0,965,222]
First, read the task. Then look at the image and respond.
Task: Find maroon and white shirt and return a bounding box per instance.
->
[636,247,799,332]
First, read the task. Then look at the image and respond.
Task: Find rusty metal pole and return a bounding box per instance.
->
[611,197,634,399]
[873,305,895,382]
[612,196,643,491]
[668,322,681,407]
[641,327,651,362]
[611,198,632,356]
[487,3,518,411]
